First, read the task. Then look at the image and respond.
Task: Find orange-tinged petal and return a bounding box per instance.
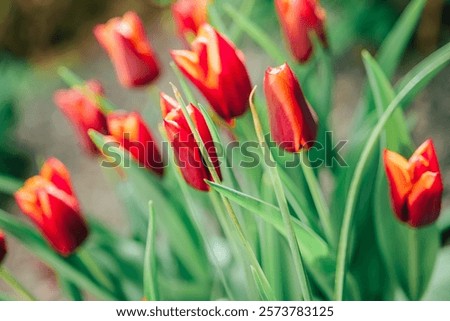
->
[408,139,440,181]
[383,149,412,221]
[407,172,443,227]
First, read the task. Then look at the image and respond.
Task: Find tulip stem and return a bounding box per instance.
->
[171,84,275,300]
[408,228,419,300]
[0,267,36,301]
[300,157,333,243]
[249,87,312,301]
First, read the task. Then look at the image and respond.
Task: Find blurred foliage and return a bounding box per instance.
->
[0,52,31,205]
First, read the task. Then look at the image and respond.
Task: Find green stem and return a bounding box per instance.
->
[333,55,446,300]
[408,228,419,300]
[143,201,158,301]
[249,88,311,301]
[171,85,275,300]
[0,267,36,300]
[300,156,333,243]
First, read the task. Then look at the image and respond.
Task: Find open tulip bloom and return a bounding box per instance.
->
[1,0,450,304]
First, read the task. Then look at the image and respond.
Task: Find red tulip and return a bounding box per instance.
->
[14,158,88,256]
[54,80,108,154]
[107,111,164,175]
[172,0,209,42]
[94,11,160,88]
[275,0,327,63]
[171,24,252,122]
[384,139,443,227]
[0,231,6,264]
[161,92,221,191]
[264,63,318,152]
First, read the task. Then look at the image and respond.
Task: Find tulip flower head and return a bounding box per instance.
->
[172,0,209,42]
[264,63,318,152]
[15,158,88,256]
[384,139,443,228]
[171,24,252,122]
[275,0,327,63]
[54,80,108,155]
[107,111,164,175]
[0,231,6,264]
[161,92,221,191]
[94,11,160,88]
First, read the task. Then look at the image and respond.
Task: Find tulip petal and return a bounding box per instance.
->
[407,172,443,227]
[383,149,412,221]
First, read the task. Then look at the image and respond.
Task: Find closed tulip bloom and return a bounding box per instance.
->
[161,93,221,191]
[275,0,327,63]
[14,158,88,256]
[384,139,443,228]
[0,231,6,264]
[172,0,208,42]
[54,80,108,154]
[171,24,252,122]
[107,111,164,175]
[264,63,318,152]
[94,11,160,88]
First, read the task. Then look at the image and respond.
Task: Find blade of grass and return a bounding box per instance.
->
[143,201,158,301]
[0,174,22,195]
[334,47,450,300]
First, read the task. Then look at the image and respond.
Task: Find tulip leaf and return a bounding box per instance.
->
[0,209,117,300]
[354,0,427,125]
[206,180,329,262]
[362,50,413,151]
[422,247,450,300]
[395,42,450,109]
[143,201,158,301]
[89,130,209,282]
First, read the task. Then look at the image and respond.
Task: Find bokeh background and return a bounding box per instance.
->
[0,0,449,299]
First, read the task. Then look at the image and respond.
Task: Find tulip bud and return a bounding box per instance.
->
[264,63,318,152]
[172,0,209,42]
[107,111,164,175]
[384,139,443,227]
[54,80,108,155]
[161,92,221,191]
[0,231,6,264]
[15,158,88,256]
[171,24,252,122]
[275,0,327,63]
[94,11,160,88]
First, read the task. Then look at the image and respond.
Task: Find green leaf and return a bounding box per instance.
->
[206,181,329,262]
[143,201,158,301]
[362,50,412,151]
[250,265,271,301]
[375,0,427,79]
[89,130,209,282]
[395,42,450,108]
[422,247,450,300]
